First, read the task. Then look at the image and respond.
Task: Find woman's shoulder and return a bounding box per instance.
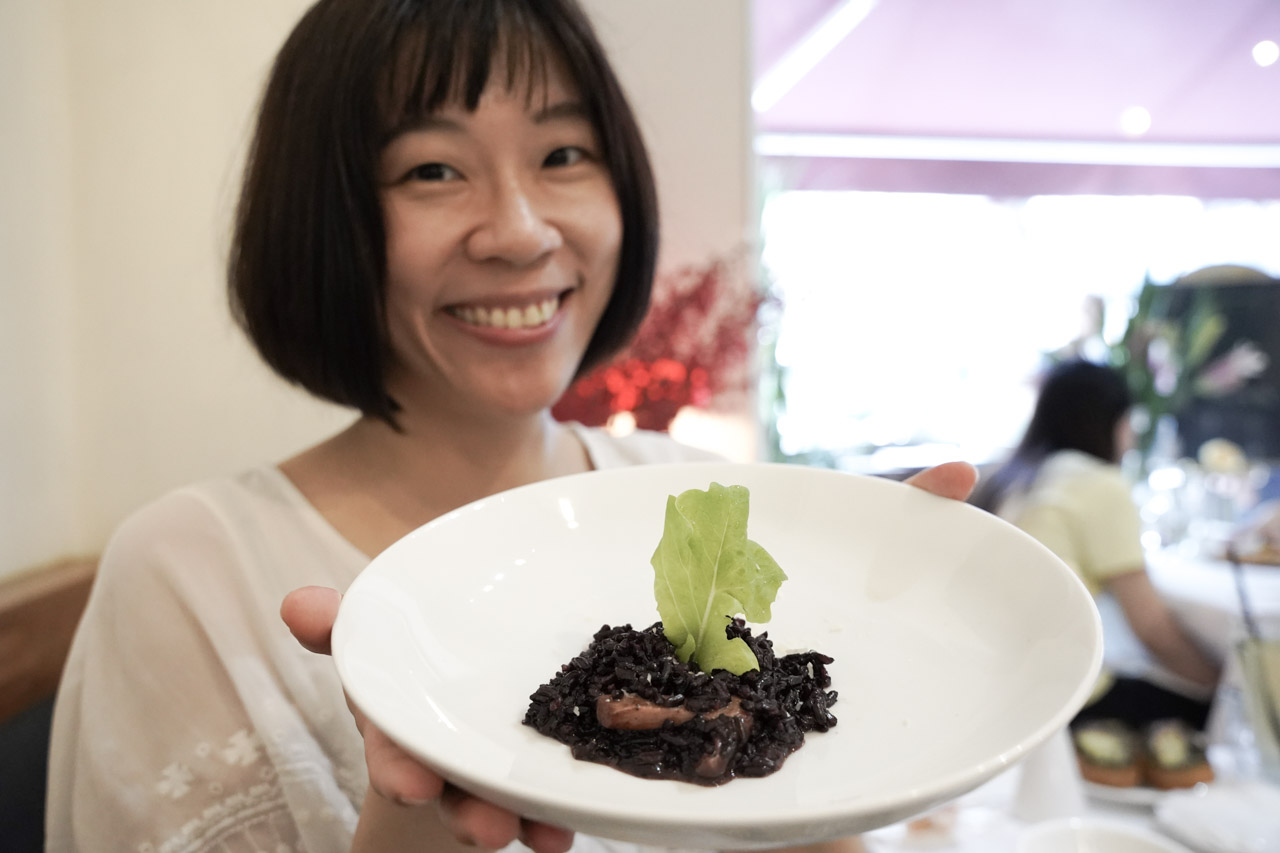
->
[108,467,291,541]
[567,422,725,468]
[1040,450,1134,504]
[96,466,318,587]
[1044,450,1126,483]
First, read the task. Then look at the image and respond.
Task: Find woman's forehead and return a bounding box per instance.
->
[469,52,579,105]
[381,28,583,122]
[382,49,583,138]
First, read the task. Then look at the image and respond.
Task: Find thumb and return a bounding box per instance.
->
[281,585,343,655]
[903,461,979,503]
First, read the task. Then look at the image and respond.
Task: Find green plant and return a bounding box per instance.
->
[1110,274,1267,460]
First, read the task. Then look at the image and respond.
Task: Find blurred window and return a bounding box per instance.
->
[760,191,1280,471]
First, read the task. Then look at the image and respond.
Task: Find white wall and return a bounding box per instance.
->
[63,0,352,560]
[0,0,754,579]
[0,0,80,573]
[588,1,755,266]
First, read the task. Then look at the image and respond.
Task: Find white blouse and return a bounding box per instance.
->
[46,426,720,853]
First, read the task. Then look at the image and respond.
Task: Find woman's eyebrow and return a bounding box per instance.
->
[385,98,588,144]
[391,114,466,138]
[532,99,589,124]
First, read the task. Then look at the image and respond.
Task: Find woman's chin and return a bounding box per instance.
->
[467,377,578,421]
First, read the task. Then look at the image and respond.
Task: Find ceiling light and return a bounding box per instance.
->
[1119,106,1152,137]
[1254,40,1280,68]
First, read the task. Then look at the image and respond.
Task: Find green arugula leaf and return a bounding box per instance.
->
[651,482,787,675]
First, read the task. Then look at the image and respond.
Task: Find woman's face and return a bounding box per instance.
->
[378,61,622,421]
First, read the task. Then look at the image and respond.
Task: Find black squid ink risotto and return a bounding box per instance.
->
[523,621,837,785]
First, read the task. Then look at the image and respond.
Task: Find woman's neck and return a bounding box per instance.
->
[280,408,591,558]
[362,407,583,491]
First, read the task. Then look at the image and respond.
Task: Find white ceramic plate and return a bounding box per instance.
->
[332,462,1103,849]
[1018,817,1193,853]
[1155,781,1280,853]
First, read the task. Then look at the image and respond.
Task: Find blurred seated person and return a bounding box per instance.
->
[973,359,1221,730]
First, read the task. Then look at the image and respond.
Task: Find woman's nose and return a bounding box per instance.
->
[467,179,563,265]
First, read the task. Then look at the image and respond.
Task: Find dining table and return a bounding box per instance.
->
[860,541,1280,853]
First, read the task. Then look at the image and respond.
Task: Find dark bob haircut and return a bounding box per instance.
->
[972,359,1133,513]
[228,0,658,427]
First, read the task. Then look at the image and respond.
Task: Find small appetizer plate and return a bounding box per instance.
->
[1018,817,1193,853]
[333,462,1102,849]
[1082,781,1164,808]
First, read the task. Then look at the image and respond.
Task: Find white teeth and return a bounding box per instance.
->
[451,296,560,330]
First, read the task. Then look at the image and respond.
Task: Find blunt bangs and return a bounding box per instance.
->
[377,2,555,142]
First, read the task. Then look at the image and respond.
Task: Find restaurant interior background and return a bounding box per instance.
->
[745,0,1280,486]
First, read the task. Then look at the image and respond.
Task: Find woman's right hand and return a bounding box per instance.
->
[282,586,575,852]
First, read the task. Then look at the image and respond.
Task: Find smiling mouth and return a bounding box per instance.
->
[446,293,564,331]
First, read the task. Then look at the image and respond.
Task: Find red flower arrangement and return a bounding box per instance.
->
[552,253,768,432]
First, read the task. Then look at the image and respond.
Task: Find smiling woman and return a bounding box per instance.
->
[40,2,884,853]
[46,1,707,851]
[226,0,657,432]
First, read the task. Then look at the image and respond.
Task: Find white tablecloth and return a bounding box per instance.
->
[1147,545,1280,660]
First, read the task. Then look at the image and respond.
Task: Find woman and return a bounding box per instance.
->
[973,359,1220,730]
[46,1,976,851]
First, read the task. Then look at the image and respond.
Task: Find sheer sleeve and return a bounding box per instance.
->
[46,487,364,853]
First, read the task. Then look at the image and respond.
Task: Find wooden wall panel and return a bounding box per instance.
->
[0,558,97,725]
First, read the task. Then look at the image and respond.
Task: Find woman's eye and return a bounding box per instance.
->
[544,146,588,168]
[406,162,459,182]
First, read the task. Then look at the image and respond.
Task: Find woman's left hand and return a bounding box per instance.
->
[903,461,978,502]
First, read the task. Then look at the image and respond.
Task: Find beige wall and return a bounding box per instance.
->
[0,0,755,579]
[589,1,755,265]
[1,0,80,574]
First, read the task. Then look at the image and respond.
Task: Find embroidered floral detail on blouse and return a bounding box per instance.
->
[153,783,290,853]
[157,763,195,799]
[221,729,262,766]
